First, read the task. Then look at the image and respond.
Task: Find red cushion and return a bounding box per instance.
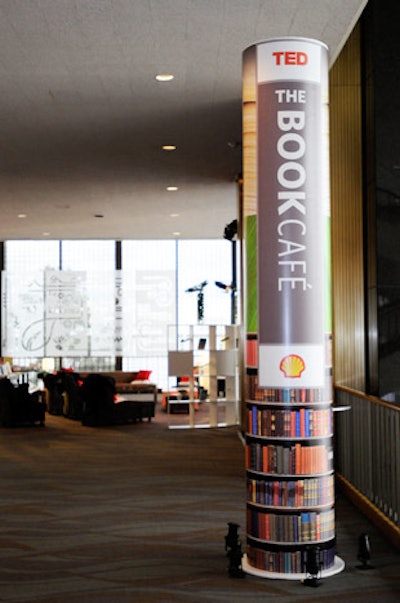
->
[136,370,152,380]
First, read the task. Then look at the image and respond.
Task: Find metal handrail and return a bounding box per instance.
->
[334,385,400,531]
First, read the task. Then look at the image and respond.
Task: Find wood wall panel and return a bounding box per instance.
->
[330,24,365,390]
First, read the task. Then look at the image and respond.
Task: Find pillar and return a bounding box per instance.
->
[242,37,344,579]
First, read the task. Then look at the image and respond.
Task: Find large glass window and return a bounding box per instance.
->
[61,241,116,369]
[2,241,60,367]
[5,240,60,272]
[121,241,177,387]
[61,241,115,272]
[177,240,234,325]
[2,239,237,388]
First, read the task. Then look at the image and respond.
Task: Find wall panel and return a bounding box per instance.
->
[330,24,365,389]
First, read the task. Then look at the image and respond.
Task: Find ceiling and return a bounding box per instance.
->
[0,0,367,240]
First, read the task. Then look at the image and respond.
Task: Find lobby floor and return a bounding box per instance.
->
[0,406,399,602]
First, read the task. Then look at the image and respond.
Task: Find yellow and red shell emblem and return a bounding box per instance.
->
[279,354,306,378]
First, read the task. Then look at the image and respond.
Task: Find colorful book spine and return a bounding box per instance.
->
[246,442,332,474]
[245,375,331,404]
[246,475,334,507]
[247,509,335,543]
[247,405,332,438]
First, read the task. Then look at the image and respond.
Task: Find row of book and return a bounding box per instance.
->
[246,542,336,574]
[247,508,335,543]
[247,475,334,508]
[245,374,331,403]
[246,441,333,475]
[247,405,332,438]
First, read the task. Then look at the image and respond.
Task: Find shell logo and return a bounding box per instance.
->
[279,354,306,378]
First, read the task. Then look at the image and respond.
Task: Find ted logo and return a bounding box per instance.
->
[272,51,308,66]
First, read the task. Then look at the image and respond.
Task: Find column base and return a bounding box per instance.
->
[242,554,345,581]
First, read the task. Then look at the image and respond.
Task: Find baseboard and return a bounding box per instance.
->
[336,472,400,551]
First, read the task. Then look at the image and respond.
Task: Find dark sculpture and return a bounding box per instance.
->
[225,522,246,579]
[302,546,322,587]
[357,533,374,569]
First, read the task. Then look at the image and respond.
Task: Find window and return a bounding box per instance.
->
[178,240,233,325]
[2,239,237,388]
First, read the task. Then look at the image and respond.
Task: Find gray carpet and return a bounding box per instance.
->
[0,409,398,602]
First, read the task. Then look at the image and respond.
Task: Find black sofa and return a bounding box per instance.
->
[80,374,155,426]
[0,378,46,427]
[41,371,155,426]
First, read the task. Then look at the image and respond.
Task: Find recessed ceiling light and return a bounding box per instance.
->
[166,186,178,191]
[156,73,174,82]
[17,213,27,218]
[42,232,50,236]
[173,232,181,236]
[162,145,177,151]
[170,213,180,218]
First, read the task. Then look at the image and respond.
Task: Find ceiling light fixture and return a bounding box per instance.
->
[173,231,181,236]
[17,213,27,218]
[162,145,177,151]
[156,73,174,81]
[166,186,178,191]
[170,213,180,218]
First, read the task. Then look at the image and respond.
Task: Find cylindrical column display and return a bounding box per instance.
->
[242,37,344,580]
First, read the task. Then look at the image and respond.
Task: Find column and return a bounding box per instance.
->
[242,37,344,579]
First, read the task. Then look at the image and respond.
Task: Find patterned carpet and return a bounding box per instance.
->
[0,407,398,602]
